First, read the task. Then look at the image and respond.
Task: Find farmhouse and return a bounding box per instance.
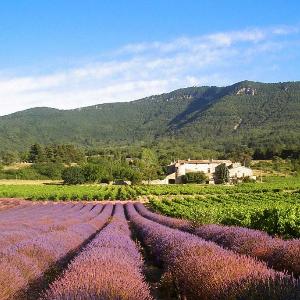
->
[160,159,254,184]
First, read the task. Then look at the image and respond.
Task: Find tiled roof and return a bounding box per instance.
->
[174,159,232,164]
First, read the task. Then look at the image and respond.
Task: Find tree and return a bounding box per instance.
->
[139,148,161,183]
[214,163,229,184]
[129,170,142,185]
[82,164,102,183]
[99,171,113,183]
[62,166,85,185]
[44,145,55,162]
[28,144,45,163]
[227,147,253,167]
[0,151,19,165]
[28,144,85,164]
[239,152,253,167]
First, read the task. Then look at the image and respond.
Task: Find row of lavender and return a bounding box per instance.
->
[135,203,300,277]
[1,202,78,251]
[41,204,152,299]
[0,203,113,300]
[0,202,102,253]
[1,201,299,299]
[128,203,299,299]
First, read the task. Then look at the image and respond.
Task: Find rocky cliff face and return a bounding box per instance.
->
[236,87,256,95]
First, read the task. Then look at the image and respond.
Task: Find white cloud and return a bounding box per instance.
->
[0,25,299,116]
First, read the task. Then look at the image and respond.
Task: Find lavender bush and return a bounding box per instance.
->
[0,202,93,252]
[42,203,152,300]
[135,202,192,231]
[137,203,300,277]
[195,224,300,276]
[0,203,112,300]
[127,203,299,299]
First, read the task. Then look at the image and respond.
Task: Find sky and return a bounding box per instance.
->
[0,0,300,116]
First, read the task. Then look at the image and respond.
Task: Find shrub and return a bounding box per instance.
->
[181,172,208,184]
[62,167,85,185]
[242,176,256,183]
[33,163,65,180]
[0,167,45,180]
[82,164,101,183]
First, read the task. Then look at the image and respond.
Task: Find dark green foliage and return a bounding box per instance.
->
[82,164,102,183]
[214,163,229,184]
[62,166,85,185]
[225,147,253,167]
[250,208,281,236]
[62,159,144,184]
[181,172,208,184]
[44,144,85,163]
[0,81,299,154]
[28,144,85,164]
[0,167,45,180]
[0,162,65,180]
[28,144,46,163]
[139,148,162,182]
[32,163,65,180]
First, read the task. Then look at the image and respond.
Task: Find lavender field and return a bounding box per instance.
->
[0,199,299,300]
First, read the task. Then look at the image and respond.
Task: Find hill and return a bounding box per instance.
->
[1,80,300,152]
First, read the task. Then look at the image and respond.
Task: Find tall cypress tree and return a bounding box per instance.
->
[214,163,230,184]
[28,144,45,163]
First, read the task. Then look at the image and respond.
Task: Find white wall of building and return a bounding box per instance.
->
[160,160,254,184]
[229,166,253,178]
[176,161,233,176]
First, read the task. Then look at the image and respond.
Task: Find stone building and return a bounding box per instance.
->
[162,159,254,184]
[165,159,231,184]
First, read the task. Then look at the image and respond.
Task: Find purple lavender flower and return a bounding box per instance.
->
[42,203,152,300]
[0,203,112,300]
[126,203,299,299]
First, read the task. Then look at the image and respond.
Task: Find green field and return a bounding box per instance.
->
[0,176,299,200]
[1,177,299,237]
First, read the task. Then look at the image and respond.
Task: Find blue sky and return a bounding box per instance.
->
[0,0,300,115]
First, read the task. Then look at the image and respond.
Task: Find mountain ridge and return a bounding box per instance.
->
[1,80,300,152]
[0,80,257,116]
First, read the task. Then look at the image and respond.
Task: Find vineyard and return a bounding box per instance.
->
[0,200,299,300]
[0,176,299,200]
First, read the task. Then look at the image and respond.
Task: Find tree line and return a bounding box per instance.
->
[0,142,300,183]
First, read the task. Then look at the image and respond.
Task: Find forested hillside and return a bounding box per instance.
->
[0,80,300,153]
